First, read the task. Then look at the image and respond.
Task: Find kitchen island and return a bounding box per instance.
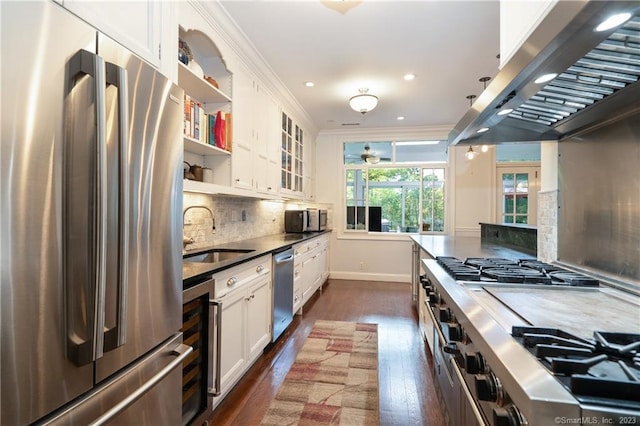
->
[411,235,640,426]
[411,234,534,260]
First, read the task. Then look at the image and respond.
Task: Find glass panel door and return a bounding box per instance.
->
[497,167,539,225]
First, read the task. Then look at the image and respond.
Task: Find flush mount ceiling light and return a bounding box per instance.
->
[465,145,477,160]
[403,73,416,81]
[349,88,379,114]
[320,0,363,15]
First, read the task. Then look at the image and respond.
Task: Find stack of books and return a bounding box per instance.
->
[183,94,232,151]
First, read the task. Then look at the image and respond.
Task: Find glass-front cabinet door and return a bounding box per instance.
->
[497,166,539,225]
[280,111,304,194]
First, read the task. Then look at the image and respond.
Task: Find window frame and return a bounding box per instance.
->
[342,161,448,238]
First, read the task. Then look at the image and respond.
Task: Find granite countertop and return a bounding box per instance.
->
[183,230,331,284]
[410,235,535,260]
[479,222,537,231]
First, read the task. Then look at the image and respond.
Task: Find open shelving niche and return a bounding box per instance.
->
[179,26,235,194]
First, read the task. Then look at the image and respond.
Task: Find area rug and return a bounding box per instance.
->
[261,320,379,426]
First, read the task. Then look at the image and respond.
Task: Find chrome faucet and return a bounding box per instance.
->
[183,205,216,248]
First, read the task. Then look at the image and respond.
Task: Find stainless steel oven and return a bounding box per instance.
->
[182,275,220,425]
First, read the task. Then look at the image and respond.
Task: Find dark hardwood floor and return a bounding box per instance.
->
[207,279,445,426]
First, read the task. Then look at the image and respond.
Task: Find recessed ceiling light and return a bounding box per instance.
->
[497,108,514,116]
[481,145,489,153]
[476,127,489,134]
[595,12,632,32]
[304,81,315,87]
[534,73,557,84]
[403,73,416,81]
[397,116,405,121]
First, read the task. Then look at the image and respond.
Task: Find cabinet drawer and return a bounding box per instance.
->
[214,255,271,298]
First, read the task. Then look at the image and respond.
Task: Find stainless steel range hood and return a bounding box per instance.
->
[449,1,640,145]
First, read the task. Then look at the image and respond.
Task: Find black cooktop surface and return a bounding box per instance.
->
[436,256,599,287]
[512,326,640,410]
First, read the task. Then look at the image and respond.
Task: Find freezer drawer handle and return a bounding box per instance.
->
[66,49,108,366]
[88,343,193,426]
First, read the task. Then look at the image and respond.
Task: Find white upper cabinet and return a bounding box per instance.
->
[231,63,280,195]
[63,0,163,68]
[499,0,558,68]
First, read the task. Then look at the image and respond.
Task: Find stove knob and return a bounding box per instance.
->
[428,292,440,304]
[475,373,502,403]
[439,308,451,322]
[493,406,526,426]
[464,352,487,374]
[447,323,463,342]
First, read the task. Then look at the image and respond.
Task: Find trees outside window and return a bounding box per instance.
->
[344,166,445,234]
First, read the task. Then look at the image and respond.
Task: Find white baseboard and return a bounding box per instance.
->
[455,227,480,237]
[328,271,411,283]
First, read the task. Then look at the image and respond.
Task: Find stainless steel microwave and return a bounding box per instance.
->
[308,209,327,232]
[284,209,327,233]
[284,210,309,233]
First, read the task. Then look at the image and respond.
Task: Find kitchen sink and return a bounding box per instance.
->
[183,249,255,263]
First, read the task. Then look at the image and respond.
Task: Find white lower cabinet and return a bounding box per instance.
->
[294,234,330,310]
[247,275,272,362]
[212,255,272,408]
[219,287,246,391]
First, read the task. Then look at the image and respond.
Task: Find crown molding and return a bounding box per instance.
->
[187,0,318,137]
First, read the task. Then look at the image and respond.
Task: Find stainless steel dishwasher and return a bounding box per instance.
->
[272,247,294,342]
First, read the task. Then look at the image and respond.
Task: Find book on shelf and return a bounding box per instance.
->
[184,94,191,137]
[208,114,216,146]
[225,112,232,152]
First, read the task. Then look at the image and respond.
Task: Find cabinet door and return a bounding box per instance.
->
[231,66,254,190]
[301,253,318,304]
[63,1,161,67]
[246,276,272,362]
[219,289,246,391]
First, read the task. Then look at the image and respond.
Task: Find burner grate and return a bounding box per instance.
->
[512,326,640,406]
[437,257,600,287]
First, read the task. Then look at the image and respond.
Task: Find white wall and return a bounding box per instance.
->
[451,144,495,236]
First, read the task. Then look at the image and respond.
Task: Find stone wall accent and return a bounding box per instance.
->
[537,190,558,262]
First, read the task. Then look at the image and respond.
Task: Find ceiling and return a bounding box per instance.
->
[218,0,501,132]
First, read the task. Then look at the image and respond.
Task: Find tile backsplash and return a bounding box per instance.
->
[183,193,286,251]
[183,193,333,252]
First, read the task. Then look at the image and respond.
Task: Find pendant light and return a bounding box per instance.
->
[465,146,477,160]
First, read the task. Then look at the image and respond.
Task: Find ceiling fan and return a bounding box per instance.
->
[360,144,390,164]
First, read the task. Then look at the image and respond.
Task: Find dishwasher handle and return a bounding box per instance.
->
[274,254,294,264]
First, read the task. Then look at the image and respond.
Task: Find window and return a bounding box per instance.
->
[343,140,447,234]
[496,166,539,225]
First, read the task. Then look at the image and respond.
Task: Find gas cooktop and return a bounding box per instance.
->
[436,256,600,287]
[512,326,640,411]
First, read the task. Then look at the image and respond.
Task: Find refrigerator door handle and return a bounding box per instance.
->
[66,49,108,366]
[104,62,130,351]
[87,343,193,426]
[208,299,223,396]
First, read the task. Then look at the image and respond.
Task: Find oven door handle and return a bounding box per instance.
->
[450,357,487,426]
[208,299,222,396]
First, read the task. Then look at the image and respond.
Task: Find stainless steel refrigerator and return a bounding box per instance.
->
[1,2,189,424]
